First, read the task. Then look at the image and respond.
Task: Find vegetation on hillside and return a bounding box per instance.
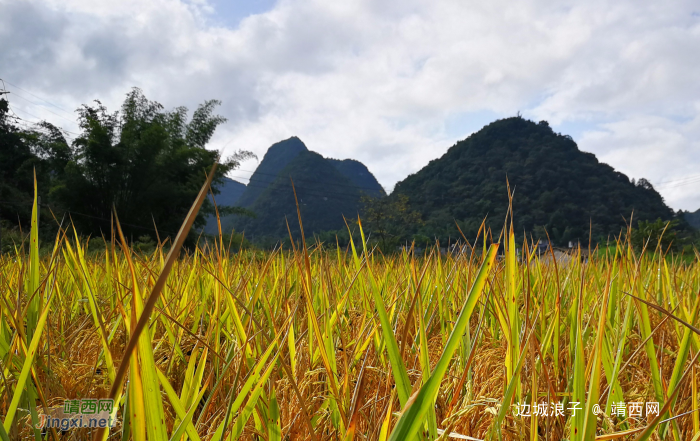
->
[327,158,386,198]
[355,193,423,249]
[236,137,309,208]
[685,208,700,229]
[392,117,683,245]
[221,138,386,243]
[204,177,249,234]
[231,150,370,243]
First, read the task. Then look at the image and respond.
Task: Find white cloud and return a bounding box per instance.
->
[578,115,700,210]
[1,0,699,209]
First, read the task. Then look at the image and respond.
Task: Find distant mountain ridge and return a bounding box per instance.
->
[204,177,246,234]
[209,137,386,239]
[236,137,309,208]
[208,119,685,245]
[686,209,700,229]
[328,158,385,197]
[393,117,678,244]
[212,177,246,207]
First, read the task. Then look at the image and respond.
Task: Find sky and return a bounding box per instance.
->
[1,0,699,211]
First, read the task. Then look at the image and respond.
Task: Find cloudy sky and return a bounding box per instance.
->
[2,0,699,211]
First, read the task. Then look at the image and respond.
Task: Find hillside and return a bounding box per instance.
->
[212,177,246,207]
[236,137,308,207]
[217,137,384,241]
[686,209,700,229]
[393,117,677,244]
[204,177,246,234]
[328,159,386,197]
[232,151,365,240]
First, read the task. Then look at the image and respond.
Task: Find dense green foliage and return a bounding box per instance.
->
[51,89,253,239]
[4,90,694,252]
[328,158,386,197]
[230,150,370,243]
[236,136,309,207]
[392,117,680,245]
[685,208,700,229]
[630,218,681,252]
[355,194,423,249]
[0,89,250,247]
[220,137,385,244]
[0,99,68,226]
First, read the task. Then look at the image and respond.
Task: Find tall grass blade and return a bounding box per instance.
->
[387,244,498,441]
[93,161,219,441]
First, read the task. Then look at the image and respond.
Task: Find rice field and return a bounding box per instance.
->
[2,175,700,441]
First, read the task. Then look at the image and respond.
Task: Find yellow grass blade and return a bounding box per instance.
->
[92,161,219,441]
[388,244,498,441]
[2,282,54,431]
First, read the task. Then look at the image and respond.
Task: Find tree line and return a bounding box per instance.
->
[0,88,252,252]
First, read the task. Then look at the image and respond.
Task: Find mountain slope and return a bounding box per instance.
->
[216,137,385,242]
[393,117,676,244]
[211,177,246,207]
[328,158,386,197]
[686,209,700,229]
[204,177,246,234]
[236,136,308,207]
[233,151,363,240]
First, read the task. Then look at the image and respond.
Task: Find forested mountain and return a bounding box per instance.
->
[204,177,246,234]
[328,159,386,197]
[211,177,246,207]
[217,137,385,241]
[4,86,691,251]
[232,151,363,240]
[392,117,678,245]
[686,209,700,229]
[236,137,308,207]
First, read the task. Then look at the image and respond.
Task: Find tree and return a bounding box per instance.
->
[0,97,69,236]
[50,88,253,241]
[630,218,680,252]
[358,194,422,251]
[0,97,36,226]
